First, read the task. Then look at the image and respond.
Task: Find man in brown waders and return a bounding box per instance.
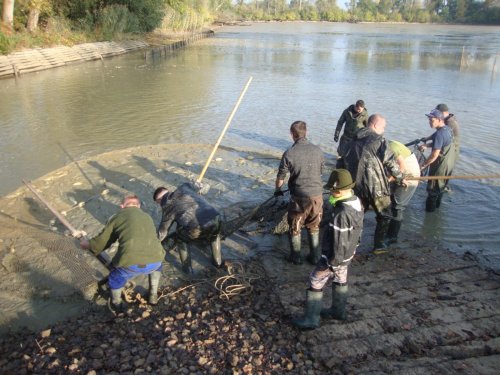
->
[275,120,325,265]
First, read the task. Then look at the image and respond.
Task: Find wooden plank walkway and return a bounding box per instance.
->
[0,32,215,79]
[0,40,149,79]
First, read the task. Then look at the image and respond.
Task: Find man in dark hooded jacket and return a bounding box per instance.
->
[342,114,404,252]
[334,99,369,159]
[153,182,222,273]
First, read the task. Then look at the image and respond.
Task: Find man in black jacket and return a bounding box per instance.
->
[153,182,222,273]
[292,169,364,329]
[334,99,369,159]
[342,114,404,252]
[275,120,325,265]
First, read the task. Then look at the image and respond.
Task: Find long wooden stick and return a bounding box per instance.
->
[23,180,79,234]
[23,180,112,269]
[197,77,253,183]
[406,174,500,181]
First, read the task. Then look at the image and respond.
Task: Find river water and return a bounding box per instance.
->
[1,22,499,268]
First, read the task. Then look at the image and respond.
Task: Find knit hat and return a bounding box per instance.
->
[324,169,355,191]
[436,103,449,112]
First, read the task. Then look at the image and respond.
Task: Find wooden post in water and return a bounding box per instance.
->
[460,46,466,71]
[491,53,498,84]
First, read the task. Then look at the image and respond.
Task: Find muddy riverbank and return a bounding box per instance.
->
[0,144,498,373]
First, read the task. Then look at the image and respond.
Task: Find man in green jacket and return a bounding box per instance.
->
[335,99,369,161]
[80,195,165,311]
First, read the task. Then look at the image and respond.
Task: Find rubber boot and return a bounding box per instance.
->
[177,242,192,274]
[386,220,402,245]
[436,193,443,208]
[110,287,125,313]
[425,195,437,212]
[306,231,321,265]
[321,283,348,321]
[292,289,323,330]
[287,233,303,265]
[210,235,222,268]
[373,217,390,252]
[148,270,161,305]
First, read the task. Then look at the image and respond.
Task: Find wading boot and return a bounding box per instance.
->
[306,231,321,265]
[110,287,125,314]
[321,283,348,321]
[177,242,192,274]
[373,217,390,254]
[386,220,402,245]
[292,289,323,330]
[425,196,437,212]
[287,234,303,265]
[148,270,162,305]
[436,193,443,208]
[210,234,223,268]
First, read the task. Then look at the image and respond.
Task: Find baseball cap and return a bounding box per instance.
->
[425,109,444,120]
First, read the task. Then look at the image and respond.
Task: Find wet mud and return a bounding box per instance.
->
[0,143,498,374]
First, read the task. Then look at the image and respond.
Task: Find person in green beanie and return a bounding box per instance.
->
[80,195,165,312]
[292,169,364,330]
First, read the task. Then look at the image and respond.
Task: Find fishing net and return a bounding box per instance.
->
[220,195,289,238]
[0,218,103,300]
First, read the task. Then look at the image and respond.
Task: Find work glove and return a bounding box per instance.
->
[334,130,340,143]
[274,188,284,197]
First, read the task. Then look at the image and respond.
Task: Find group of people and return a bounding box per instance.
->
[77,101,458,321]
[79,181,224,313]
[278,101,459,329]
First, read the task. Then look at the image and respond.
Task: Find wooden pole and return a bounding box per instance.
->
[197,77,253,183]
[406,174,500,181]
[23,180,79,234]
[23,180,112,269]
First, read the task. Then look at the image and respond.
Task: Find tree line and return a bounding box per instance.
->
[232,0,500,24]
[1,0,499,54]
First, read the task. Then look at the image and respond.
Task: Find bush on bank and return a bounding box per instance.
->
[0,0,216,54]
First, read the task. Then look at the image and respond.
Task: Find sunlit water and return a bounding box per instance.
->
[1,22,499,268]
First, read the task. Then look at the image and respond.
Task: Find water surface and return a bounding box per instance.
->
[1,22,499,268]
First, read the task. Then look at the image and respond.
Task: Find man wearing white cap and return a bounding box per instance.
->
[420,108,456,212]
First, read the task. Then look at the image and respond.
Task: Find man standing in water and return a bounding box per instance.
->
[334,100,369,161]
[80,195,165,312]
[386,140,421,244]
[153,182,223,273]
[419,109,456,212]
[342,114,404,252]
[275,120,325,265]
[292,169,363,329]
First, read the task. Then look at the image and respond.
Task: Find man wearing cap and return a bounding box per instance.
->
[275,120,325,265]
[153,182,223,273]
[342,114,404,252]
[334,99,369,160]
[292,169,364,329]
[80,195,165,311]
[420,108,456,212]
[436,103,460,157]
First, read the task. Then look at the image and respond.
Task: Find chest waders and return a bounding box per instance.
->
[426,141,455,212]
